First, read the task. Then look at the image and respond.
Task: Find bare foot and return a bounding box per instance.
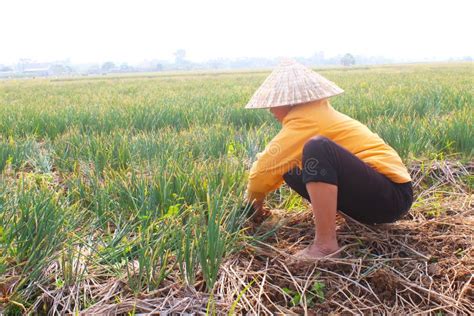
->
[293,243,341,260]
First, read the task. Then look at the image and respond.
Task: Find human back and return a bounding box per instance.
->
[283,99,411,183]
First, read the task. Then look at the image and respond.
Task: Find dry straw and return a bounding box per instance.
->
[245,59,344,109]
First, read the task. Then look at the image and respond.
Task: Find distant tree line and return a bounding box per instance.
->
[2,52,472,79]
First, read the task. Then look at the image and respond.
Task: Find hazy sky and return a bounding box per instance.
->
[1,0,473,64]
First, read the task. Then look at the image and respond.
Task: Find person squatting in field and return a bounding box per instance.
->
[244,60,413,260]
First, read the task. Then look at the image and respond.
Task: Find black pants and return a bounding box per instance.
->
[283,136,413,224]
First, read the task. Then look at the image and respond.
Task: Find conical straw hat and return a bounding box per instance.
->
[245,59,344,109]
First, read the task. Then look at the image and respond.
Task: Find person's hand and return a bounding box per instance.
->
[248,199,271,224]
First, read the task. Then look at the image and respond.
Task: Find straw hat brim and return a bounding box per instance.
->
[245,90,344,109]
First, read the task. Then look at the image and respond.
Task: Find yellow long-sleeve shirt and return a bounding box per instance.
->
[246,99,412,201]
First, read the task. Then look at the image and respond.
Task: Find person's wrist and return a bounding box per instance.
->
[253,199,264,211]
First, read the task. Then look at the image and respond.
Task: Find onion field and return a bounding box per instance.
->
[0,63,472,314]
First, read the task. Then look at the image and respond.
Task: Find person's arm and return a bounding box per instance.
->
[246,122,305,208]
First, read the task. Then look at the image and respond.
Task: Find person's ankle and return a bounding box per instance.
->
[311,239,339,253]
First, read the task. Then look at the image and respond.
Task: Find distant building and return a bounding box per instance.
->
[22,67,50,77]
[15,60,74,77]
[0,70,15,79]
